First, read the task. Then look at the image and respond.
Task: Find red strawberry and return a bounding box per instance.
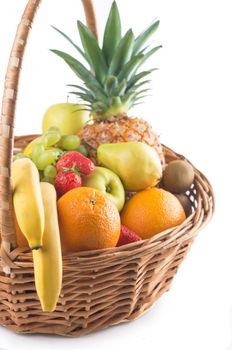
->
[117,225,142,247]
[54,169,82,197]
[56,151,95,176]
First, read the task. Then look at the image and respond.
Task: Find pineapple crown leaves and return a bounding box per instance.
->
[50,1,162,119]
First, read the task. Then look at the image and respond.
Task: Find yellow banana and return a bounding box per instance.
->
[33,182,62,312]
[12,158,45,249]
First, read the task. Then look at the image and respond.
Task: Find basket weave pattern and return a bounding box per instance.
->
[0,1,214,337]
[0,137,214,336]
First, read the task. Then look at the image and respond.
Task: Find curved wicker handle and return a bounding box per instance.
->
[0,0,98,247]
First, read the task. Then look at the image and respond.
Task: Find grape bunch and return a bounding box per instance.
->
[14,127,88,184]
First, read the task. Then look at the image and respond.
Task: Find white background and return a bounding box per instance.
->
[0,0,231,349]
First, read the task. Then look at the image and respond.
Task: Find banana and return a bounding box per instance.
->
[33,182,62,312]
[12,158,45,249]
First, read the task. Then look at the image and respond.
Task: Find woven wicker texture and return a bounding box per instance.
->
[0,0,214,337]
[0,137,214,336]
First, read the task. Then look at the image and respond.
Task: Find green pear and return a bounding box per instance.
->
[97,142,162,192]
[83,166,125,211]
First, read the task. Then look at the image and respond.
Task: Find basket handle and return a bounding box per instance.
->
[0,0,98,249]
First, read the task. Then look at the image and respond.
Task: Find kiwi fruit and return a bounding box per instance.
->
[175,194,193,217]
[163,160,194,194]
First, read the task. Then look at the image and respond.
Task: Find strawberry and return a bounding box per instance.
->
[117,225,142,247]
[54,168,82,197]
[56,151,95,176]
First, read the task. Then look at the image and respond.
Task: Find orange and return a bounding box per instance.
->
[57,187,120,252]
[121,188,186,239]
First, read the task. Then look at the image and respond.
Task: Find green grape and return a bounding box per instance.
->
[31,144,45,164]
[36,150,57,170]
[77,144,88,157]
[42,130,61,147]
[49,147,64,160]
[44,165,57,179]
[13,153,27,161]
[61,135,81,150]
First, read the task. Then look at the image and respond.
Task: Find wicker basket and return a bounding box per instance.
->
[0,0,214,337]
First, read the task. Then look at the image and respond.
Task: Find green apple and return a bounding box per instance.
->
[42,103,91,135]
[83,166,125,211]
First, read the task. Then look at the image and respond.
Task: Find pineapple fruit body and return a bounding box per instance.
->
[78,116,164,166]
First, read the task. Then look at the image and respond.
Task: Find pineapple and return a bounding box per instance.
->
[78,116,164,165]
[51,1,164,165]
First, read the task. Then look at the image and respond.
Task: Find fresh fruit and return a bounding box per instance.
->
[54,168,82,197]
[33,183,62,312]
[23,136,42,156]
[175,194,193,217]
[121,188,186,239]
[13,153,28,161]
[48,126,60,132]
[44,164,57,179]
[117,225,142,247]
[77,144,88,157]
[49,147,64,160]
[12,158,45,249]
[24,139,63,166]
[60,135,81,150]
[24,131,62,159]
[36,150,57,170]
[56,151,95,176]
[19,131,88,185]
[79,118,164,165]
[83,166,125,211]
[41,177,55,184]
[57,187,120,252]
[42,129,61,147]
[51,2,164,165]
[31,144,45,165]
[163,160,195,194]
[97,142,162,191]
[13,210,29,248]
[42,103,90,135]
